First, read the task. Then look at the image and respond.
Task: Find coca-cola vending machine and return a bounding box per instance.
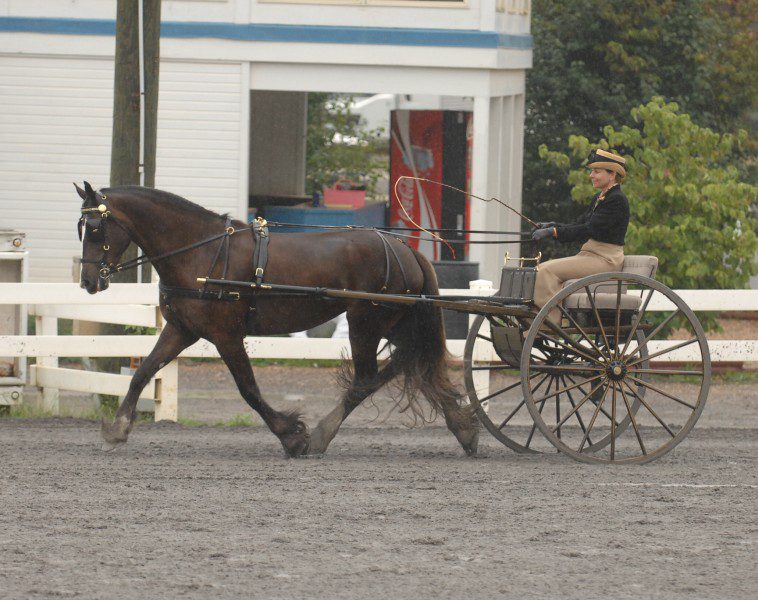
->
[390,110,472,261]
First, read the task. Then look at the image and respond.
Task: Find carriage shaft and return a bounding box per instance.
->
[196,277,532,317]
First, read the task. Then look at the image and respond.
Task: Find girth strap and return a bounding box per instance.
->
[252,217,269,285]
[159,282,243,302]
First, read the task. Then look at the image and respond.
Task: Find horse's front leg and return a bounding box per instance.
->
[101,322,198,450]
[215,336,310,457]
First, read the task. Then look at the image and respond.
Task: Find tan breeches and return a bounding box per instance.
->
[533,239,624,323]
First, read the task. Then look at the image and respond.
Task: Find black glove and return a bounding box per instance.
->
[531,227,555,242]
[534,221,556,230]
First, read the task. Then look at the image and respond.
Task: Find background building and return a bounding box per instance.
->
[0,0,532,282]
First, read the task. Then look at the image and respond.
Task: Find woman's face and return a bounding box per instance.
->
[590,168,616,189]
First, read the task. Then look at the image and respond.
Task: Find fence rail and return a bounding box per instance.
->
[1,282,756,422]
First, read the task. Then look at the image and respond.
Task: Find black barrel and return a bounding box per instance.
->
[432,260,480,339]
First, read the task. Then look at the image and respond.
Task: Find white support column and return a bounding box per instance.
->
[511,93,526,250]
[35,314,59,414]
[470,95,492,278]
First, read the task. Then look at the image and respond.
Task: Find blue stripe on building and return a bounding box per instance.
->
[0,16,532,50]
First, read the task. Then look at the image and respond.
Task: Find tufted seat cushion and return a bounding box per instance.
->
[562,255,659,310]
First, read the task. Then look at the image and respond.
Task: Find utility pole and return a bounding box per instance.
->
[100,1,161,396]
[110,0,161,280]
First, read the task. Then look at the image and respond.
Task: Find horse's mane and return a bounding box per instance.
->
[103,185,227,222]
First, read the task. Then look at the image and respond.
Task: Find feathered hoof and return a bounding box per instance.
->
[280,422,310,458]
[101,416,130,448]
[460,427,480,457]
[101,440,125,452]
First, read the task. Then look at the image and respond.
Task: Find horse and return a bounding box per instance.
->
[75,181,479,457]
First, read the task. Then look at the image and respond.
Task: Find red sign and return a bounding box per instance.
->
[390,110,444,260]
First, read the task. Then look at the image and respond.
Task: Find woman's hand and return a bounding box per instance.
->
[533,221,556,230]
[531,227,555,242]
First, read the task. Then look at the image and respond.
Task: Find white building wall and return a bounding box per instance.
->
[0,54,246,282]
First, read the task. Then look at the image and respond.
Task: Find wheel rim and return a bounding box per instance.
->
[463,314,566,453]
[521,272,710,464]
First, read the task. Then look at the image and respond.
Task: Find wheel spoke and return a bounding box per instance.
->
[620,288,654,357]
[627,375,697,410]
[472,364,517,371]
[624,309,681,360]
[536,331,604,365]
[564,373,622,427]
[476,333,492,342]
[498,374,550,429]
[560,375,593,446]
[478,372,541,403]
[585,285,611,350]
[613,280,622,360]
[578,382,612,452]
[626,338,699,368]
[629,368,703,376]
[529,364,605,373]
[619,383,646,455]
[532,374,604,405]
[610,382,617,460]
[526,377,553,448]
[557,304,607,358]
[550,377,607,433]
[539,320,605,364]
[622,380,676,438]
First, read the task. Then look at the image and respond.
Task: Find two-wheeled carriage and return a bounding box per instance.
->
[203,251,711,464]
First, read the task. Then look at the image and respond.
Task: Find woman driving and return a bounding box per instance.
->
[530,149,630,324]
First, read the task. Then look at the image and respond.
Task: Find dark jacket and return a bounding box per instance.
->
[555,184,630,246]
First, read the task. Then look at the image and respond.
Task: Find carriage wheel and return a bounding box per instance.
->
[521,272,710,464]
[464,314,644,454]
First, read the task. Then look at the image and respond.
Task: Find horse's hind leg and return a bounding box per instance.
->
[215,337,309,457]
[101,322,198,449]
[307,326,391,455]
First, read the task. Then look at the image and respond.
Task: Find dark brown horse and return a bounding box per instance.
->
[75,182,478,457]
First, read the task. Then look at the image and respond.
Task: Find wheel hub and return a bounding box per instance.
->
[606,360,627,381]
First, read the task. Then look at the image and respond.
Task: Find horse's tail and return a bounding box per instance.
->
[383,248,469,425]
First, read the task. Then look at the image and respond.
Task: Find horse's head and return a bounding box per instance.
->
[74,181,132,294]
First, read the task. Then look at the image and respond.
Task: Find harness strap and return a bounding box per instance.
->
[252,217,269,285]
[159,282,243,303]
[374,230,410,293]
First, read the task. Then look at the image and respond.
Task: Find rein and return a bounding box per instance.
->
[79,198,242,281]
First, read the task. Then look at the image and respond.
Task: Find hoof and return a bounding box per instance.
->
[101,416,130,446]
[280,422,310,458]
[458,426,480,457]
[101,440,125,452]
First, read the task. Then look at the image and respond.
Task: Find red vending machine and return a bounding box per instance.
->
[390,110,472,261]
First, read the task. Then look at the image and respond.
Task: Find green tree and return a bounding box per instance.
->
[540,98,757,291]
[524,0,757,228]
[306,93,388,198]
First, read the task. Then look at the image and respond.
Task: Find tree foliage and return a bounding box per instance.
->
[305,93,387,198]
[540,98,757,290]
[524,0,757,224]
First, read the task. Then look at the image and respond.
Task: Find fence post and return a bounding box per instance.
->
[35,314,59,414]
[154,360,178,422]
[469,279,494,411]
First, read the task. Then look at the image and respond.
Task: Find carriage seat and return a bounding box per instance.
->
[561,255,659,311]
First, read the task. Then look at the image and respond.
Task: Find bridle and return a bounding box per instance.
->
[78,193,240,283]
[78,199,117,282]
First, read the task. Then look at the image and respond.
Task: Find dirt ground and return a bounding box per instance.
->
[1,362,757,599]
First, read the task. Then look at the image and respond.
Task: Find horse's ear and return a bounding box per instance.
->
[74,182,87,201]
[83,181,95,196]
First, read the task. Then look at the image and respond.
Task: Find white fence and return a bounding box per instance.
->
[1,282,757,422]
